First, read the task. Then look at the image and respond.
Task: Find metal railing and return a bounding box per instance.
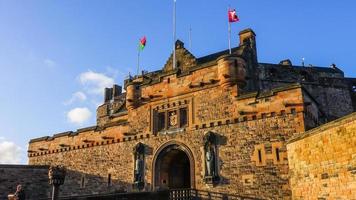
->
[169,188,260,200]
[39,188,259,200]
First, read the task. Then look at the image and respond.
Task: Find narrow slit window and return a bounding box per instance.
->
[258,149,262,163]
[276,148,280,162]
[108,174,112,187]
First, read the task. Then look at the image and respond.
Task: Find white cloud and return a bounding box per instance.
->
[79,71,114,95]
[67,107,92,125]
[0,137,23,164]
[64,91,87,105]
[44,58,56,68]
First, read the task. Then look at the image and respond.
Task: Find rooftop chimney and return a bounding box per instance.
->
[239,28,256,50]
[113,84,122,98]
[104,88,113,103]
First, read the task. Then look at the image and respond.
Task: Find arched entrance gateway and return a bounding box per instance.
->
[153,141,195,190]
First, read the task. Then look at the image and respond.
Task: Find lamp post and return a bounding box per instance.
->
[48,166,66,200]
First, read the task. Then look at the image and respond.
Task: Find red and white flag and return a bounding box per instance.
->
[228,9,239,23]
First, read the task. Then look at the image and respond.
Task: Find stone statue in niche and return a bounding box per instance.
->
[204,131,220,184]
[133,143,145,190]
[205,144,215,176]
[134,155,143,182]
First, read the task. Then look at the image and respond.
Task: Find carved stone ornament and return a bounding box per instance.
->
[169,111,178,127]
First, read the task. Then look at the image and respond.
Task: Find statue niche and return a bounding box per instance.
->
[203,131,220,184]
[133,142,145,190]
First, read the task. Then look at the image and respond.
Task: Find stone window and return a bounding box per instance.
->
[179,108,188,127]
[157,112,166,132]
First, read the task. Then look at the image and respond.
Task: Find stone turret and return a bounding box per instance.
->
[126,82,140,110]
[217,55,246,90]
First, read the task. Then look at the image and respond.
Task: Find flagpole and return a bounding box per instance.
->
[173,0,177,69]
[228,21,231,54]
[228,6,232,54]
[137,49,140,76]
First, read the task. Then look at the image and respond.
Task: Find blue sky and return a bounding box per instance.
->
[0,0,355,164]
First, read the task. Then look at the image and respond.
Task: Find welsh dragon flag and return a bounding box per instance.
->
[139,36,146,50]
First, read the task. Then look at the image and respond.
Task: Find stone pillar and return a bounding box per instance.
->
[48,166,66,200]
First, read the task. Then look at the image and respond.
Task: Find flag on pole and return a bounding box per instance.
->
[227,7,239,54]
[228,9,239,23]
[139,36,146,50]
[137,36,146,75]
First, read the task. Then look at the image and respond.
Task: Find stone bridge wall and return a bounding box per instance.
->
[0,165,50,200]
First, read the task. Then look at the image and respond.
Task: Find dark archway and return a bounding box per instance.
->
[153,141,194,190]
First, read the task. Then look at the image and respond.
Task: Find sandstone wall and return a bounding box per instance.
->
[287,112,356,200]
[0,165,49,200]
[27,66,314,200]
[30,113,302,199]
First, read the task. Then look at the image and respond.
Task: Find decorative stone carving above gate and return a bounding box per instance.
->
[203,131,220,185]
[133,142,145,190]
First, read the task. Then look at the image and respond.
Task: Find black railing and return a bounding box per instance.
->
[169,189,260,200]
[39,189,259,200]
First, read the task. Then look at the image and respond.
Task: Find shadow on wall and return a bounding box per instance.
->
[0,165,134,200]
[59,169,133,197]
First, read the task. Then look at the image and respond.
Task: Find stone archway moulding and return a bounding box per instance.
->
[151,140,195,190]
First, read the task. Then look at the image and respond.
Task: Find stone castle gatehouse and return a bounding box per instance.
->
[23,29,356,199]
